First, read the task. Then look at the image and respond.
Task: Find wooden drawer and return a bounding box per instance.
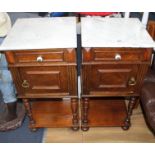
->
[83,48,151,62]
[5,49,76,64]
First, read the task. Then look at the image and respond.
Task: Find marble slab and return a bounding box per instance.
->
[81,17,155,48]
[0,17,77,51]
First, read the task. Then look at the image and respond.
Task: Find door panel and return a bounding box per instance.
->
[82,64,139,95]
[18,66,69,96]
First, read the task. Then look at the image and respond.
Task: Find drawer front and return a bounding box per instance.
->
[82,64,141,96]
[83,48,151,62]
[5,49,76,64]
[15,66,77,97]
[15,50,65,63]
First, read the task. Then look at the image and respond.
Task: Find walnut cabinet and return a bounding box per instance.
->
[5,49,79,131]
[81,47,152,131]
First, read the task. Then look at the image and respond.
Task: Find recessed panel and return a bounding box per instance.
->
[88,64,138,94]
[19,66,69,95]
[98,69,131,88]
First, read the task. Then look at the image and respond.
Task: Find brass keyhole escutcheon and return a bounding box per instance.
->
[128,77,136,86]
[22,80,29,88]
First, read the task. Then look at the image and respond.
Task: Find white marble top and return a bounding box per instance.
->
[0,17,77,51]
[81,17,155,48]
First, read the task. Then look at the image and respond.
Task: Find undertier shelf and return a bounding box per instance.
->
[31,99,73,128]
[85,98,127,127]
[29,98,127,128]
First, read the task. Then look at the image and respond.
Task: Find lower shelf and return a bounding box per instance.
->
[31,99,73,128]
[29,98,127,129]
[86,98,127,127]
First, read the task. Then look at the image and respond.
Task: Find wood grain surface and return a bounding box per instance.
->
[44,105,155,143]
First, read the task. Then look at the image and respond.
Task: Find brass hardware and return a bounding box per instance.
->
[37,56,43,62]
[128,77,136,86]
[128,91,134,94]
[22,80,29,88]
[115,53,121,60]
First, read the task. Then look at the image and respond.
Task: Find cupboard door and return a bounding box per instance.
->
[82,64,142,96]
[17,66,71,97]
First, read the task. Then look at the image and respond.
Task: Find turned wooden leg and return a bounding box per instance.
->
[133,98,140,109]
[81,98,89,131]
[71,98,79,131]
[122,96,137,130]
[23,99,36,131]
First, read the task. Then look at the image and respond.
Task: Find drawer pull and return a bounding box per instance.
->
[128,77,136,86]
[37,56,43,62]
[22,80,29,88]
[115,54,121,60]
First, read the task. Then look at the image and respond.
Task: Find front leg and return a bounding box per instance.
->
[22,99,36,131]
[71,98,79,131]
[122,96,137,130]
[81,97,89,131]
